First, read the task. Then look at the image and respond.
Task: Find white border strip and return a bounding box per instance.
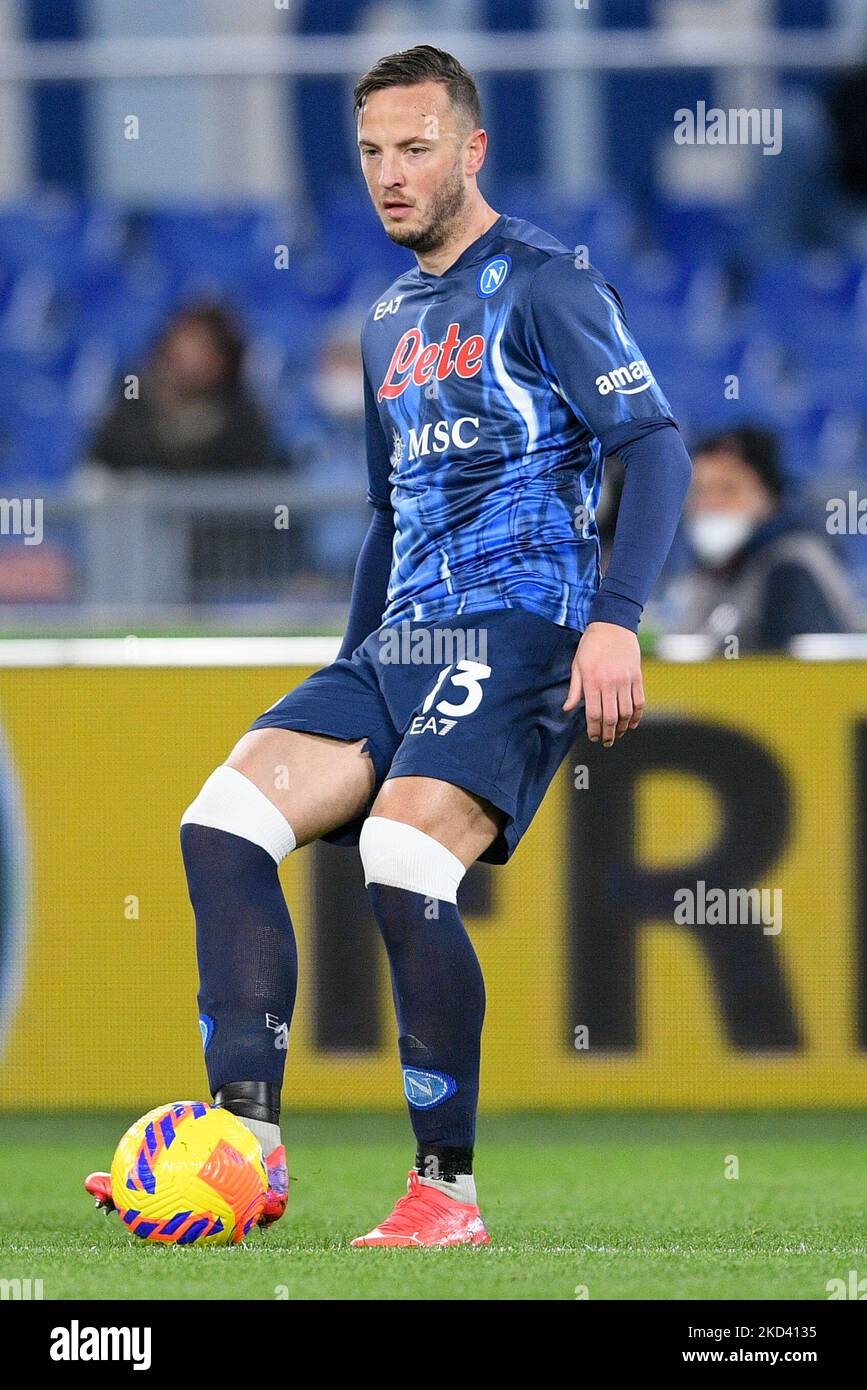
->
[0,633,862,667]
[657,632,867,662]
[788,633,867,661]
[0,32,856,81]
[0,637,341,667]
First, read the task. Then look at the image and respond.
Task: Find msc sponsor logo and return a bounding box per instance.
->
[595,359,654,396]
[404,415,480,461]
[477,254,511,298]
[378,322,485,400]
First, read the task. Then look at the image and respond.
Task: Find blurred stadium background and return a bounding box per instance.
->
[0,1,865,1143]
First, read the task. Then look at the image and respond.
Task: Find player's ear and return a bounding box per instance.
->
[464,127,487,177]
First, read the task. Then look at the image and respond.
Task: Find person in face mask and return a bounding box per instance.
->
[670,426,861,651]
[297,324,370,580]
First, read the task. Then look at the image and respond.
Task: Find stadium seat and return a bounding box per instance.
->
[0,194,862,486]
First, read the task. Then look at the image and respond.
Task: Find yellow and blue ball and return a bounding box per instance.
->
[110,1101,268,1245]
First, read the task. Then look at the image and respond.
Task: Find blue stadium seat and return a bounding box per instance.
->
[0,194,88,278]
[750,253,865,342]
[0,194,861,487]
[656,202,751,267]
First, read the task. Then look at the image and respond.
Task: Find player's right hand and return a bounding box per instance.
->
[563,622,645,747]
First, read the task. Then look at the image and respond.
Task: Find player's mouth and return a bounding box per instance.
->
[383,200,414,219]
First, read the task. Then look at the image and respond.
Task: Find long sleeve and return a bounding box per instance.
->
[337,503,395,659]
[588,419,693,631]
[336,355,396,658]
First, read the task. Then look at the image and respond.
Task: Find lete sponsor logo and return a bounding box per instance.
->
[378,322,485,400]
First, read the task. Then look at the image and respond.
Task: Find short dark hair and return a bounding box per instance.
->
[693,425,785,498]
[353,44,482,131]
[156,302,245,394]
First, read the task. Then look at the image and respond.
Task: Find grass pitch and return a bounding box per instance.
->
[0,1110,863,1301]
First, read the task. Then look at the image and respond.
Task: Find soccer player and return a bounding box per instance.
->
[87,45,691,1246]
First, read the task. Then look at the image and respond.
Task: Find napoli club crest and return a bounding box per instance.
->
[476,255,511,298]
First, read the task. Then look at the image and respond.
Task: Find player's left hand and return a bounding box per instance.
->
[562,621,645,746]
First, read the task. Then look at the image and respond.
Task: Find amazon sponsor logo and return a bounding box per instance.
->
[595,359,654,396]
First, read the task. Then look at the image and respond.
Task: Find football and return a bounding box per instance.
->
[110,1102,268,1245]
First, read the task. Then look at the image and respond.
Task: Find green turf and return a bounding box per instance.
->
[0,1111,864,1301]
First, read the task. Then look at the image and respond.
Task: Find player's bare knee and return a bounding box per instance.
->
[225,728,374,842]
[372,778,502,865]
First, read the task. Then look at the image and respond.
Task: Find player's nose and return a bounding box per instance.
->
[378,158,405,191]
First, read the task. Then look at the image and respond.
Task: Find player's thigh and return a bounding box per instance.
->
[226,728,375,847]
[371,774,504,868]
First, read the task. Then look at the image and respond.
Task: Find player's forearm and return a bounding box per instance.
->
[336,504,394,660]
[588,422,693,631]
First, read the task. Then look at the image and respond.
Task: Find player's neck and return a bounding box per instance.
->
[414,201,500,278]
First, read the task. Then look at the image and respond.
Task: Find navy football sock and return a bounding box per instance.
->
[180,823,297,1095]
[366,883,485,1155]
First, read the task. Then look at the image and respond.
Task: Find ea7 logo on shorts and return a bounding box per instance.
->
[410,660,492,737]
[595,359,654,395]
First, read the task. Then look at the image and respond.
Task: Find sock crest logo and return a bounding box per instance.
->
[402,1067,457,1110]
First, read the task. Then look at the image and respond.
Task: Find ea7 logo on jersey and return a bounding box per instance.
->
[595,359,654,395]
[374,294,403,319]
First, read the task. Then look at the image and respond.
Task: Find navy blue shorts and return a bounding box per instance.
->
[249,608,584,864]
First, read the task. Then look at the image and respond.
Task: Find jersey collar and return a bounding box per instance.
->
[413,212,508,285]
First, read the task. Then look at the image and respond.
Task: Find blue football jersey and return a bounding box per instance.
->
[361,212,675,631]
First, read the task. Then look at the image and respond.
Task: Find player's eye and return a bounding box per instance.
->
[408,146,428,155]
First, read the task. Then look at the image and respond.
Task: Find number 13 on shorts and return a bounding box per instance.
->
[411,660,493,736]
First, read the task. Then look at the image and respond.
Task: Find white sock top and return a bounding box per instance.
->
[181,765,296,865]
[359,817,467,904]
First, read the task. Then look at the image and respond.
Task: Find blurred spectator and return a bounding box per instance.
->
[84,302,290,478]
[293,319,371,581]
[77,302,301,601]
[666,426,861,652]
